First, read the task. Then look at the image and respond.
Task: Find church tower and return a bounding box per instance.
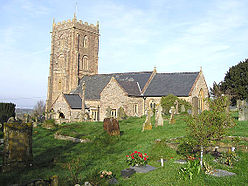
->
[46,14,99,111]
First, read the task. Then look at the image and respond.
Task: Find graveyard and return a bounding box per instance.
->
[0,108,248,185]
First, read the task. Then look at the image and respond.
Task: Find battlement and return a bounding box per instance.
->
[53,16,99,32]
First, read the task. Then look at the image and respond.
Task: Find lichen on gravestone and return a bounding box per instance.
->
[2,121,33,172]
[155,104,163,127]
[142,109,152,131]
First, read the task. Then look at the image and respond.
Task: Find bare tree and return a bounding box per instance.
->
[33,100,45,119]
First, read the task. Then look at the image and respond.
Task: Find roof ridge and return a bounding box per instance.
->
[157,71,199,75]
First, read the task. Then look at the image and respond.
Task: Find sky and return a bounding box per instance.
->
[0,0,248,108]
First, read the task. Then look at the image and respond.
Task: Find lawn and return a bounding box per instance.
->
[0,113,247,185]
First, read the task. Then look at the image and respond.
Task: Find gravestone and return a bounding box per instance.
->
[103,118,120,136]
[169,106,175,124]
[181,104,185,113]
[121,168,136,178]
[174,100,179,114]
[2,121,33,172]
[105,106,112,118]
[192,97,198,117]
[117,107,127,120]
[142,109,152,131]
[238,100,248,121]
[207,169,236,177]
[155,104,163,127]
[130,165,156,173]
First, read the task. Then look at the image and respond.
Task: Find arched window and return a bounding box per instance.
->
[198,89,204,112]
[83,35,89,48]
[82,56,88,70]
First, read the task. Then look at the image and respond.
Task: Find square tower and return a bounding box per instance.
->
[46,15,99,111]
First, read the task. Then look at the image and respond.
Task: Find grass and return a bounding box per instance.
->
[0,113,247,185]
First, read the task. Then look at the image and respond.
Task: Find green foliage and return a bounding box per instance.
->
[218,150,239,166]
[177,139,196,156]
[0,102,15,124]
[210,81,223,98]
[160,94,191,114]
[187,96,235,148]
[179,157,201,180]
[220,59,248,103]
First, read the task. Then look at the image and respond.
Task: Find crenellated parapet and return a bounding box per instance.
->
[52,17,99,34]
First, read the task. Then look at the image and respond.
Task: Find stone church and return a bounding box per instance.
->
[46,15,209,123]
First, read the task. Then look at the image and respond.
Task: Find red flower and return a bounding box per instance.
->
[146,156,148,158]
[170,157,173,159]
[144,153,147,155]
[138,152,141,154]
[134,151,138,153]
[132,156,134,159]
[126,155,129,157]
[144,157,147,161]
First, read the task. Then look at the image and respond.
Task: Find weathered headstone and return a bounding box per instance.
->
[142,109,152,131]
[103,118,120,136]
[238,100,248,121]
[181,104,185,113]
[105,106,112,118]
[2,122,33,172]
[174,100,179,114]
[192,97,198,117]
[155,104,163,127]
[169,106,175,124]
[117,107,127,120]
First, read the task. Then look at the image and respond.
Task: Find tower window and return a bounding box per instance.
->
[83,35,89,48]
[82,56,88,70]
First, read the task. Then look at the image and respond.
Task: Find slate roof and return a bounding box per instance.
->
[63,94,82,109]
[71,71,152,100]
[70,71,200,100]
[143,72,199,97]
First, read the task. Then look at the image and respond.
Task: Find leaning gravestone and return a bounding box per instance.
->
[192,97,198,117]
[103,118,120,136]
[142,109,152,131]
[2,121,33,172]
[155,104,163,127]
[238,100,248,121]
[169,106,176,124]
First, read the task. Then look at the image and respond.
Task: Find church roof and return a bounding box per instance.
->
[63,94,82,109]
[143,72,199,97]
[71,71,200,100]
[71,71,152,100]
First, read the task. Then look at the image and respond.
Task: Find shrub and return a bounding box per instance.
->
[161,94,191,115]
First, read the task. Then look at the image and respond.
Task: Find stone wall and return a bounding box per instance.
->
[189,71,209,110]
[51,94,70,123]
[46,16,99,111]
[100,77,143,121]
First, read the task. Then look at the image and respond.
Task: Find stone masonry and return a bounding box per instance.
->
[46,15,99,112]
